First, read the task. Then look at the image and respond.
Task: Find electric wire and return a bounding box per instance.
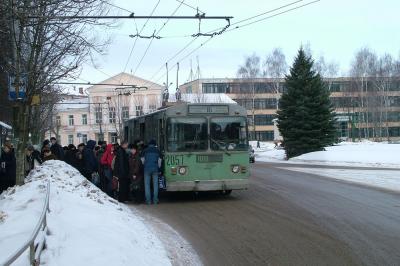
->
[150,0,320,85]
[132,0,185,75]
[121,0,161,75]
[226,0,320,33]
[100,1,134,14]
[175,0,204,14]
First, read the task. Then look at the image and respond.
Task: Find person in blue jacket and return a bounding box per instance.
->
[141,139,161,205]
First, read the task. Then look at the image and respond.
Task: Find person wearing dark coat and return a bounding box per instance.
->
[113,141,130,203]
[65,144,78,168]
[41,139,51,160]
[128,144,144,203]
[26,145,42,175]
[50,137,64,161]
[96,141,107,191]
[82,140,98,182]
[0,142,16,192]
[75,143,85,175]
[42,148,57,162]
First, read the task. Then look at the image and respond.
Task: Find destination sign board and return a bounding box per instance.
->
[188,105,229,114]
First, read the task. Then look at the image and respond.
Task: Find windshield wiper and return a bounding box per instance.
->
[211,138,231,156]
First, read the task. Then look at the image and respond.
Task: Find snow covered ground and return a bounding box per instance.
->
[0,161,171,266]
[251,140,400,168]
[279,167,400,193]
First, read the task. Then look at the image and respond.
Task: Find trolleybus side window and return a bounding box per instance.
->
[210,117,248,151]
[167,117,207,152]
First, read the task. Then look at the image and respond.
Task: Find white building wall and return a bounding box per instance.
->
[47,73,163,146]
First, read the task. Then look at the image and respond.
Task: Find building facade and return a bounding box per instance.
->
[48,73,163,146]
[180,77,400,141]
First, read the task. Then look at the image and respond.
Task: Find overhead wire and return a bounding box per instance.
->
[132,0,186,75]
[100,1,135,14]
[175,0,204,14]
[225,0,320,33]
[121,0,161,75]
[151,0,321,85]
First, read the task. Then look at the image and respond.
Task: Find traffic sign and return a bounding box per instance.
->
[8,74,27,100]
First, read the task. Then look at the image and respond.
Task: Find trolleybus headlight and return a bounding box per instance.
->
[231,165,240,173]
[178,166,187,175]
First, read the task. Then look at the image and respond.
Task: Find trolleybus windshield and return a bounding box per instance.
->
[210,117,248,151]
[167,117,208,152]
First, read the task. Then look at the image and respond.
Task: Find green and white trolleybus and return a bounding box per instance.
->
[124,103,250,194]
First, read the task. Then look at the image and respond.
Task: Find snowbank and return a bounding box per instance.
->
[253,140,400,168]
[0,161,171,266]
[279,167,400,193]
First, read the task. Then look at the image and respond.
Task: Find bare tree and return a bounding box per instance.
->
[263,47,287,109]
[237,53,261,139]
[350,47,378,139]
[314,55,339,90]
[0,0,112,183]
[395,52,400,76]
[374,53,396,141]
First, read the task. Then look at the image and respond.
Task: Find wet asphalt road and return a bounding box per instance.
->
[135,162,400,266]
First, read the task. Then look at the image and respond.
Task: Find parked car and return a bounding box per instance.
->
[249,145,255,163]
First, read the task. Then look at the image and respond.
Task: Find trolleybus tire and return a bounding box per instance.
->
[220,190,232,196]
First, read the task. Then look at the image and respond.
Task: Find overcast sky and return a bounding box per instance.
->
[73,0,400,92]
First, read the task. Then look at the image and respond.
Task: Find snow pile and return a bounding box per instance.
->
[279,167,400,193]
[0,161,171,266]
[254,141,400,168]
[249,141,286,161]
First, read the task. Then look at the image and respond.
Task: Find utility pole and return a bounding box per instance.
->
[188,59,194,82]
[166,62,169,87]
[162,63,170,106]
[176,62,179,90]
[175,63,181,101]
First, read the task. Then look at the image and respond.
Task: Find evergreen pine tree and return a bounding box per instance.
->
[277,48,336,159]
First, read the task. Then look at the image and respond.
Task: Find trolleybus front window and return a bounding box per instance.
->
[167,117,208,152]
[210,117,248,151]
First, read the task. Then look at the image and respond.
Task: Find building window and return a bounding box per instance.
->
[149,104,156,113]
[68,135,74,145]
[136,106,143,116]
[95,107,102,124]
[109,107,116,124]
[81,114,87,125]
[122,106,129,120]
[82,134,88,144]
[56,116,61,126]
[253,114,276,125]
[68,115,74,126]
[110,132,118,144]
[249,131,274,141]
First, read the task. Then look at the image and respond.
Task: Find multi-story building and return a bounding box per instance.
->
[48,73,163,146]
[180,77,400,141]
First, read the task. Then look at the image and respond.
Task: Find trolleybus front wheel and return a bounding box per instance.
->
[220,190,232,196]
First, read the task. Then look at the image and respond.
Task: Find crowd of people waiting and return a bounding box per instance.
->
[0,136,162,205]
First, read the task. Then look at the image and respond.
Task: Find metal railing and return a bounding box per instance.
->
[2,180,50,266]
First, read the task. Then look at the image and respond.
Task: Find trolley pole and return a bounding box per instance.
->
[176,62,179,90]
